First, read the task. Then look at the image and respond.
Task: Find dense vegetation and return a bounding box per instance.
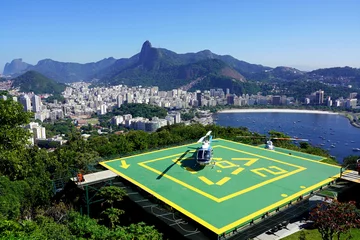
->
[0,98,162,239]
[45,94,66,103]
[12,70,66,94]
[41,118,77,138]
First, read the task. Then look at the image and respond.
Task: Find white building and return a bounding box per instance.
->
[112,115,124,125]
[20,94,32,112]
[100,104,107,115]
[31,94,42,112]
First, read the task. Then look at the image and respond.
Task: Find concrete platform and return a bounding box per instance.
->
[100,139,340,236]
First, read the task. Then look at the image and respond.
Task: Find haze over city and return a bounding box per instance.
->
[1,0,360,73]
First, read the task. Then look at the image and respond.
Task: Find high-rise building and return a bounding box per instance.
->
[126,93,133,104]
[117,95,123,108]
[226,94,235,105]
[20,94,32,112]
[272,96,281,105]
[350,92,358,99]
[315,90,324,105]
[100,104,107,115]
[196,90,202,107]
[31,94,42,112]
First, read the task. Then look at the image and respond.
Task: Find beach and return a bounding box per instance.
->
[218,109,339,115]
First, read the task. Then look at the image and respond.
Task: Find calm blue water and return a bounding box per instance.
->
[214,112,360,163]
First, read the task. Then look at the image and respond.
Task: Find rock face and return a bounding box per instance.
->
[3,59,32,75]
[138,40,161,70]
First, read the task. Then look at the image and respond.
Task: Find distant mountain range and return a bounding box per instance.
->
[3,41,360,92]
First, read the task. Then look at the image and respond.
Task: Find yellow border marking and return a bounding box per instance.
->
[199,176,214,185]
[103,142,197,163]
[231,167,245,175]
[100,139,341,235]
[120,160,130,169]
[216,177,231,186]
[137,145,305,202]
[100,161,340,235]
[281,194,288,197]
[300,186,306,189]
[231,158,259,166]
[219,138,341,168]
[139,162,219,201]
[220,145,307,169]
[99,162,220,234]
[257,144,327,161]
[217,173,340,233]
[213,157,223,160]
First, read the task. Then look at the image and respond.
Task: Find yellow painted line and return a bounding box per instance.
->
[220,145,303,169]
[216,160,238,168]
[216,177,231,186]
[257,144,327,161]
[213,157,223,160]
[101,142,197,164]
[217,172,340,233]
[218,167,305,202]
[251,166,290,177]
[231,167,245,175]
[171,159,197,174]
[138,142,306,203]
[300,186,306,189]
[218,138,340,168]
[138,162,219,201]
[251,168,267,177]
[231,158,259,166]
[198,176,214,185]
[99,162,222,234]
[185,167,197,174]
[142,153,192,164]
[281,194,288,197]
[120,160,130,169]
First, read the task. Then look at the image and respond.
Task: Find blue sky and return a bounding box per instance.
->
[1,0,359,73]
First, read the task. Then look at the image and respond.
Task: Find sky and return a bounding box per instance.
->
[1,0,360,73]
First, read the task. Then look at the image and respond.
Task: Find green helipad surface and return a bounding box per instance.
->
[100,138,341,235]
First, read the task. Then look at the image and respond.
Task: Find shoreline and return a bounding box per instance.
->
[217,109,339,115]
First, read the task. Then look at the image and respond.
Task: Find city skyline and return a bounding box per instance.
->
[1,0,360,73]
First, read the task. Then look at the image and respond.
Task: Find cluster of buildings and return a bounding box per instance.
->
[111,112,181,132]
[1,81,358,142]
[304,90,358,109]
[0,93,65,121]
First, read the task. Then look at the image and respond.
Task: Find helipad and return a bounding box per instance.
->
[100,139,340,235]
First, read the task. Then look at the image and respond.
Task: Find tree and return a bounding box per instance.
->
[0,98,33,151]
[98,186,127,229]
[309,200,360,240]
[342,155,360,170]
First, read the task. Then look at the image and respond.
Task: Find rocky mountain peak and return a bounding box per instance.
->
[138,40,160,69]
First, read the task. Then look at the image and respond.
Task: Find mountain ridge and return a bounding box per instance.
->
[3,41,360,89]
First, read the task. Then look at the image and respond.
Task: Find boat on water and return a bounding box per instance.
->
[353,148,360,152]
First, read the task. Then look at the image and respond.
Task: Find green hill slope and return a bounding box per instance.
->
[12,71,66,94]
